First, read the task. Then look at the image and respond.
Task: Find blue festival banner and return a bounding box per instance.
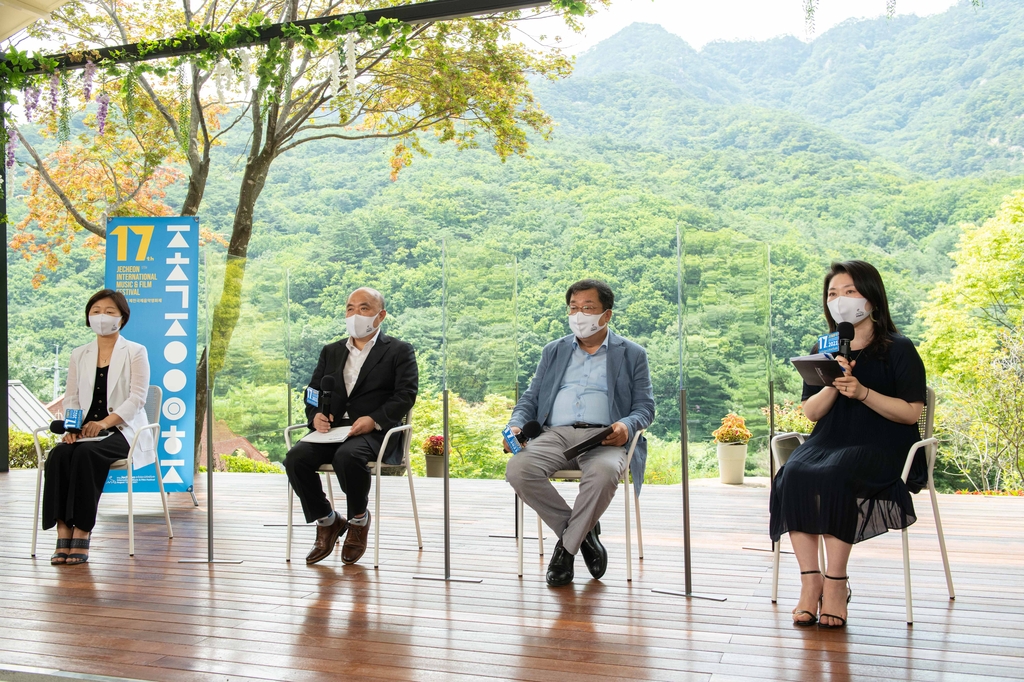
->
[104,217,198,494]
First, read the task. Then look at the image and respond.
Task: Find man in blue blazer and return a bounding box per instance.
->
[505,279,655,586]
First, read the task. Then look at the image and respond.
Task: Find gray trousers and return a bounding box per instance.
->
[505,426,627,555]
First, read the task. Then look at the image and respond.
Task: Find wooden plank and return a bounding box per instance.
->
[1,470,1022,681]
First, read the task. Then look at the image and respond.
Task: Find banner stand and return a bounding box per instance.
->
[181,248,241,565]
[652,225,725,602]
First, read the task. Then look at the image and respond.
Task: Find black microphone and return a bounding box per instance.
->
[516,420,542,444]
[49,420,75,435]
[319,375,335,423]
[836,322,856,360]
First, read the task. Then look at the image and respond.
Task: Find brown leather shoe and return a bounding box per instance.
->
[305,513,348,565]
[341,511,371,565]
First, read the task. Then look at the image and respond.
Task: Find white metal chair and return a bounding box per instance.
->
[770,386,954,624]
[31,385,173,558]
[284,412,423,568]
[517,428,645,581]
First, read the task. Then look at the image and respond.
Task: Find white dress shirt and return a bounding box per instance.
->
[342,328,381,425]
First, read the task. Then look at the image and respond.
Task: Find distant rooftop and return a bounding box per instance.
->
[8,380,55,432]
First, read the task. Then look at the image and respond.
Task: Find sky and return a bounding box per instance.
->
[519,0,960,52]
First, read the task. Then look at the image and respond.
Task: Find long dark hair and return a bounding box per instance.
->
[822,260,898,355]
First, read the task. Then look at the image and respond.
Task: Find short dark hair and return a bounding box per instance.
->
[822,260,897,354]
[565,279,614,310]
[85,289,131,329]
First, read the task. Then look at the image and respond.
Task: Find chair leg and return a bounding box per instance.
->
[624,478,632,582]
[374,466,381,569]
[407,463,422,549]
[32,466,43,558]
[903,527,913,625]
[127,465,135,557]
[537,513,544,556]
[517,496,524,578]
[634,491,644,560]
[771,540,781,603]
[286,482,293,562]
[325,472,335,505]
[930,482,955,600]
[818,535,825,573]
[155,459,173,539]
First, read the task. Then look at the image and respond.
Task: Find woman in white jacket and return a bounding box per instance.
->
[43,289,152,565]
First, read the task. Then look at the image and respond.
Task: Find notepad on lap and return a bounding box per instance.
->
[300,426,351,444]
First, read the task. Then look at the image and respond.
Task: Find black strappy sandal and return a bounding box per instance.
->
[819,574,851,629]
[66,538,91,565]
[793,570,822,626]
[50,538,71,565]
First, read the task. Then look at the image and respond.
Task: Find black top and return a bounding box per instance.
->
[770,333,928,544]
[85,366,110,424]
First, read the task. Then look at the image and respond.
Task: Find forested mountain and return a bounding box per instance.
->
[570,0,1024,176]
[8,0,1024,464]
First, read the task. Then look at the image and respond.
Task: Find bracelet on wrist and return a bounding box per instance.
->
[861,388,870,402]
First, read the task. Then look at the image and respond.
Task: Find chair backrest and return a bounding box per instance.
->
[145,385,162,426]
[399,410,414,463]
[919,386,935,441]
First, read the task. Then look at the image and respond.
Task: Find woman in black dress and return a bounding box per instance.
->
[43,289,152,565]
[770,260,927,628]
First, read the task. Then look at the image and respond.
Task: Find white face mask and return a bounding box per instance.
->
[346,313,380,339]
[568,311,607,340]
[89,314,122,337]
[828,296,871,325]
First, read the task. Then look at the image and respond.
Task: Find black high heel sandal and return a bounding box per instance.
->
[66,538,91,565]
[793,570,822,626]
[50,538,71,565]
[819,574,851,629]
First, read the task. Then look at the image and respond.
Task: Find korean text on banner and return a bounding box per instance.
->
[104,217,199,494]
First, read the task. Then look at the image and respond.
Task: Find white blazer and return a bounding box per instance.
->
[65,336,156,469]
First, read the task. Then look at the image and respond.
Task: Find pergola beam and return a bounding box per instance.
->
[3,0,552,76]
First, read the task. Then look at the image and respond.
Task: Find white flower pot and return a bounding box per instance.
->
[716,442,747,485]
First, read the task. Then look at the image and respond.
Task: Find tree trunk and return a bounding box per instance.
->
[191,151,274,472]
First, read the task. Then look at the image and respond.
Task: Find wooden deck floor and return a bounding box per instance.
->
[1,469,1022,681]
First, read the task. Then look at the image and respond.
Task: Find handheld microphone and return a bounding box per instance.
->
[319,375,335,423]
[49,420,76,435]
[837,322,856,360]
[516,420,542,444]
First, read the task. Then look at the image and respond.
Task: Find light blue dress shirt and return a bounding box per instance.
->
[548,334,611,427]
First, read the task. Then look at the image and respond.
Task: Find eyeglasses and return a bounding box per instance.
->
[567,305,604,315]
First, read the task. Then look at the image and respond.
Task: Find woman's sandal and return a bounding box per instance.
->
[819,574,852,629]
[50,538,71,565]
[793,570,822,627]
[66,538,91,565]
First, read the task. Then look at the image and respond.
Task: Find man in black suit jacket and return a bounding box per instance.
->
[284,287,418,565]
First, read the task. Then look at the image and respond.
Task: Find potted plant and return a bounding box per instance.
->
[422,435,445,478]
[712,413,752,485]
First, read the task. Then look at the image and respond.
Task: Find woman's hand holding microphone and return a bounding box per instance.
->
[832,356,869,401]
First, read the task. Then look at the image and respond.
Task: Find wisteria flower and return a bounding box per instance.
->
[23,87,40,123]
[83,60,95,101]
[49,72,60,113]
[96,92,110,134]
[5,126,16,170]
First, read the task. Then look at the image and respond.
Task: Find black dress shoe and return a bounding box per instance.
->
[579,521,607,579]
[546,540,574,587]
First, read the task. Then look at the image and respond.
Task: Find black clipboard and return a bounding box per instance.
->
[791,355,845,387]
[562,426,614,460]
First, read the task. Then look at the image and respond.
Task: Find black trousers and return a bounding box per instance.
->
[42,431,130,532]
[284,432,385,522]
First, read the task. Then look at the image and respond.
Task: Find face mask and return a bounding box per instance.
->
[568,312,607,340]
[89,314,122,336]
[346,313,380,339]
[828,296,871,325]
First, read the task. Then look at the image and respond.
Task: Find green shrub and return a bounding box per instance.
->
[221,452,283,473]
[8,428,55,468]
